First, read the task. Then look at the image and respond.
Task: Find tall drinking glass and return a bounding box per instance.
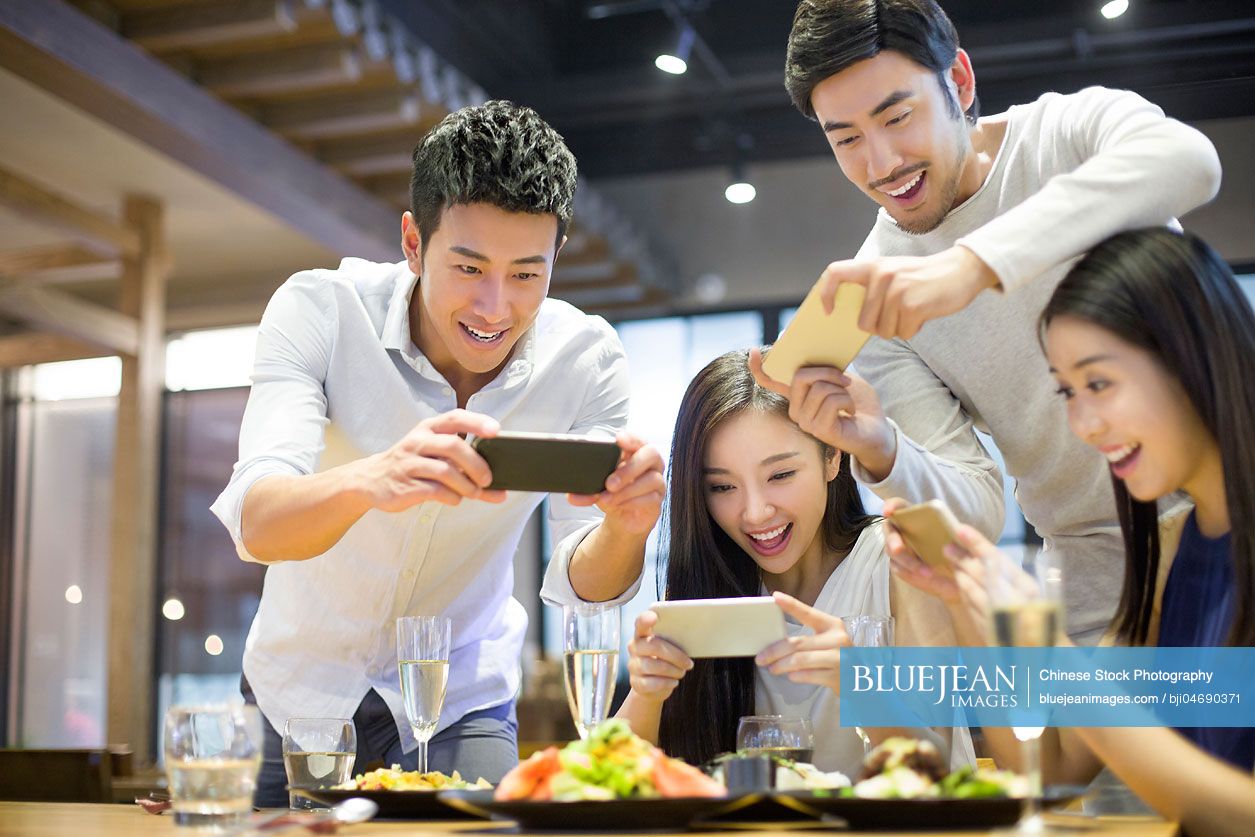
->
[163,704,263,828]
[397,615,451,774]
[282,718,356,810]
[987,550,1064,834]
[843,614,895,753]
[562,603,620,739]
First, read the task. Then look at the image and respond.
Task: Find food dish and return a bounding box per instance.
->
[336,765,491,791]
[773,786,1086,831]
[295,787,487,820]
[495,719,725,801]
[440,789,759,830]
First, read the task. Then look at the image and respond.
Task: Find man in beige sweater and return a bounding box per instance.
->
[756,0,1221,641]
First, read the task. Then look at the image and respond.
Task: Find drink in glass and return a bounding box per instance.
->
[396,615,451,774]
[282,718,356,810]
[561,603,620,739]
[163,704,262,828]
[842,614,895,753]
[736,715,815,764]
[986,549,1064,834]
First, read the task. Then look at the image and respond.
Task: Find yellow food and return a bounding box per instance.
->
[335,765,491,791]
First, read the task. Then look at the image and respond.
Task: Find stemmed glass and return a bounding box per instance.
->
[736,715,815,763]
[986,550,1064,834]
[843,614,895,754]
[561,603,620,739]
[397,615,451,774]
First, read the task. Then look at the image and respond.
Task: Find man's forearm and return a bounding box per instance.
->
[567,518,647,602]
[240,463,374,563]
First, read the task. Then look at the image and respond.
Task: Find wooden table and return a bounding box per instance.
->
[0,802,1178,836]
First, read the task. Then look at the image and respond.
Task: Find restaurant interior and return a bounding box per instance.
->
[0,0,1253,831]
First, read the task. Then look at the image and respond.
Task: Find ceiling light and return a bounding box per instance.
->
[65,585,83,605]
[725,162,756,204]
[163,597,186,621]
[1100,0,1129,19]
[656,26,695,75]
[205,634,224,656]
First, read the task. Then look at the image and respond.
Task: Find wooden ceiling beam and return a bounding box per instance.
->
[552,260,623,285]
[320,132,416,177]
[0,166,140,258]
[199,42,362,98]
[0,0,396,260]
[0,278,140,355]
[0,331,110,368]
[0,243,115,276]
[262,87,422,140]
[122,0,316,54]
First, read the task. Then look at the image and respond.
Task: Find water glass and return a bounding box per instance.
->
[986,550,1064,834]
[397,615,452,774]
[561,602,620,739]
[282,718,356,810]
[842,614,895,754]
[163,704,263,828]
[736,715,815,764]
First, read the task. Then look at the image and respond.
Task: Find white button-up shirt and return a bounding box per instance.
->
[210,258,640,748]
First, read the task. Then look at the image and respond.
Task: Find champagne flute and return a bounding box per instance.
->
[397,615,451,774]
[843,614,895,754]
[986,549,1064,834]
[562,603,620,739]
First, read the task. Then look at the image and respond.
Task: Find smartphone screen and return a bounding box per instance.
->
[472,432,620,494]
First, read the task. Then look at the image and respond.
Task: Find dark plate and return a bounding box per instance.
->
[295,787,488,820]
[772,785,1087,831]
[439,788,760,831]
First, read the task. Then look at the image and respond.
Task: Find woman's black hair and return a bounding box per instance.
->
[1041,228,1255,646]
[656,349,877,763]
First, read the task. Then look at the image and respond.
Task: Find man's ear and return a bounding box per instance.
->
[401,211,424,276]
[554,233,569,261]
[949,49,976,117]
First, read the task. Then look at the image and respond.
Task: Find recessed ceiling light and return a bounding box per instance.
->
[1101,0,1129,19]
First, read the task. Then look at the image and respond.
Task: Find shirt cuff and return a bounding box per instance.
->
[209,459,303,564]
[539,521,644,608]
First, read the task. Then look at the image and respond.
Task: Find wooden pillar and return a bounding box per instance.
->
[106,195,167,761]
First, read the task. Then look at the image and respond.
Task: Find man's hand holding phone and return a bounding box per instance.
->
[749,349,897,480]
[361,409,507,511]
[569,431,666,537]
[818,246,999,340]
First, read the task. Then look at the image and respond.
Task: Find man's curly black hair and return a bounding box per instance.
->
[409,100,578,257]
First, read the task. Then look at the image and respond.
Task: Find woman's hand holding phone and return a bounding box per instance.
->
[754,592,851,695]
[627,610,694,704]
[748,349,897,481]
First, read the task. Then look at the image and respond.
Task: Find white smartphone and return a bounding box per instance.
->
[649,596,787,658]
[762,278,871,384]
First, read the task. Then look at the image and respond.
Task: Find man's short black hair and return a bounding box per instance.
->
[785,0,979,125]
[409,100,578,256]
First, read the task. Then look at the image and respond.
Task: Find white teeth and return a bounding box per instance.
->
[1104,444,1139,463]
[749,524,788,541]
[465,325,503,341]
[885,172,922,197]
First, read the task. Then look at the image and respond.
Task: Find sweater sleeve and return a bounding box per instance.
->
[958,87,1221,292]
[849,336,1006,541]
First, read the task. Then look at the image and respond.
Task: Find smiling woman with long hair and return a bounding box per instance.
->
[885,228,1255,835]
[616,350,971,775]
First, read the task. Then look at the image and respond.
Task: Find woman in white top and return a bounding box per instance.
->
[617,350,973,776]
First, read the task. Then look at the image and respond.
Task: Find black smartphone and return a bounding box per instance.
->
[471,431,621,494]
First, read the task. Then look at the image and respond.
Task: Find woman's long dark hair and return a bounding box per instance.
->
[655,349,877,764]
[1041,229,1255,647]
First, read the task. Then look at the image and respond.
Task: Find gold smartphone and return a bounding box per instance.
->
[889,500,962,577]
[762,278,871,385]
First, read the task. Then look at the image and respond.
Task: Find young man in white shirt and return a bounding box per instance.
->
[211,101,663,805]
[751,0,1221,641]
